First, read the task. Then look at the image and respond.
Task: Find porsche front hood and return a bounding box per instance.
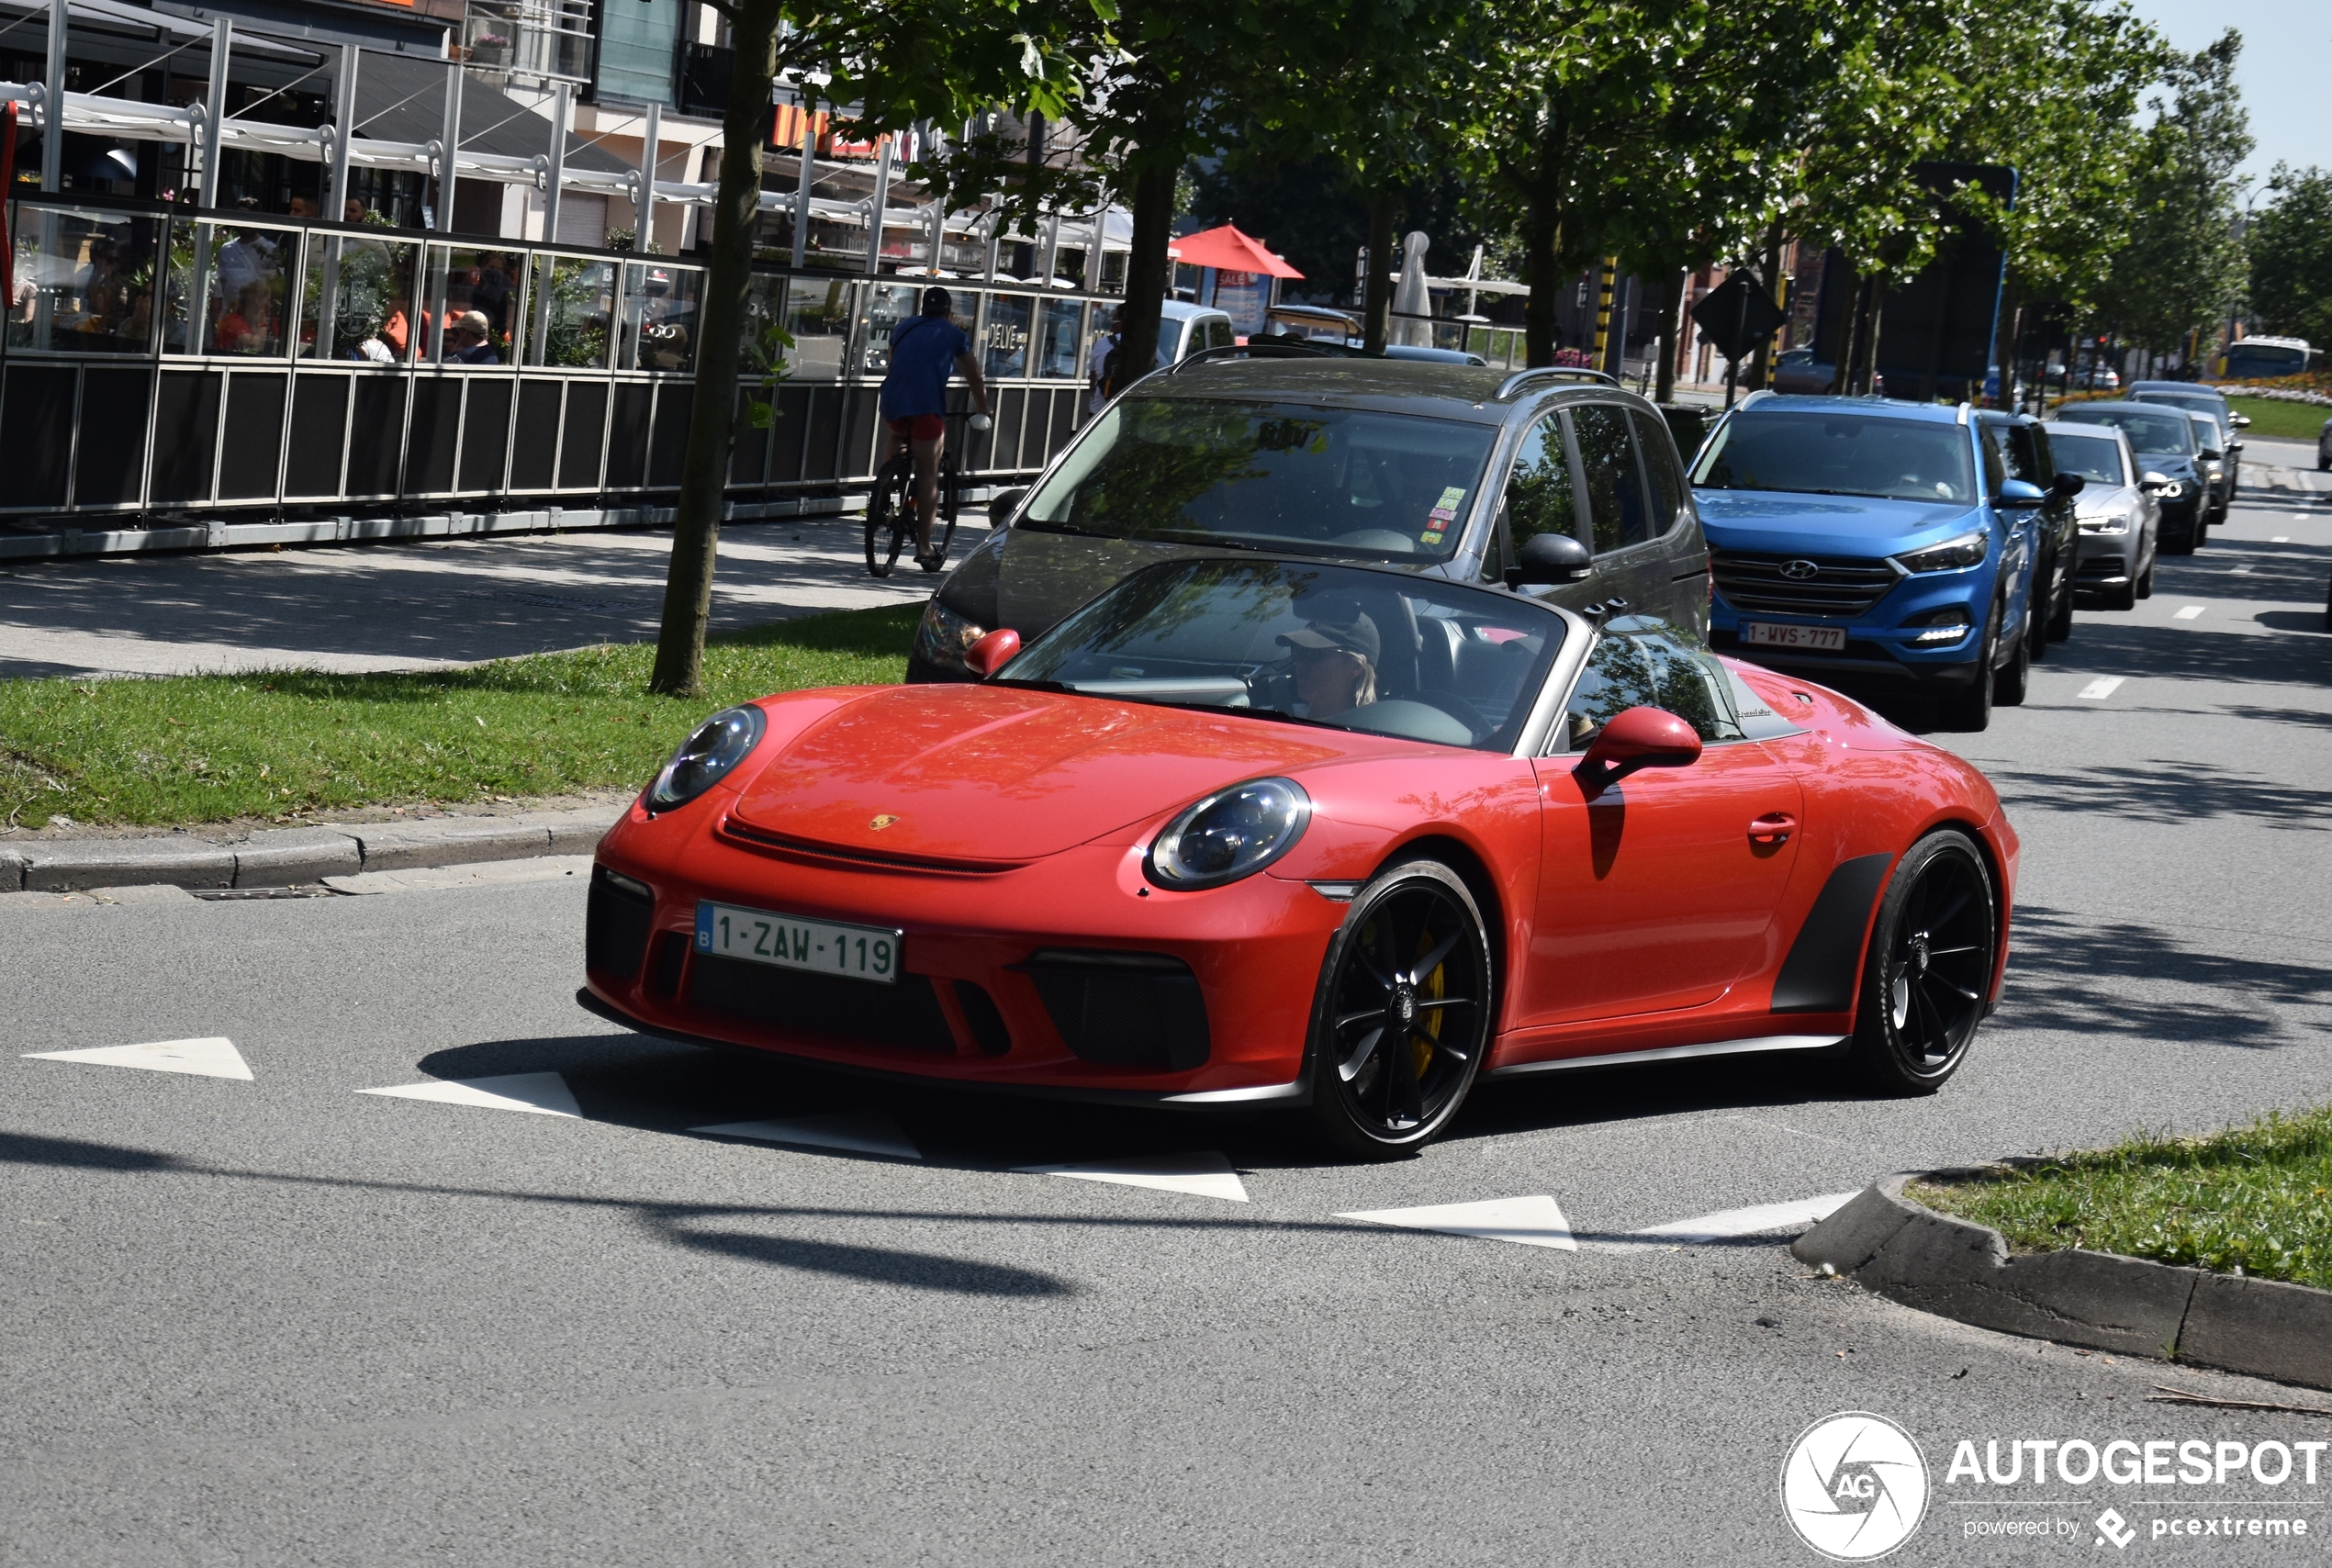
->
[726,686,1354,863]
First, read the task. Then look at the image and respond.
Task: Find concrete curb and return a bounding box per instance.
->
[0,805,622,892]
[1794,1176,2332,1393]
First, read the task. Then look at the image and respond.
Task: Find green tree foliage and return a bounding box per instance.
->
[2248,164,2332,344]
[2093,28,2253,354]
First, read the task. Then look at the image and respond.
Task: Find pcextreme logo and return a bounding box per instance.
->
[1781,1412,1932,1561]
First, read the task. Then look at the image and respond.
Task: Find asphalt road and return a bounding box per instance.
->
[6,483,2331,1565]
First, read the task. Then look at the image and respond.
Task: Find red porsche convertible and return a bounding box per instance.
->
[580,556,2017,1155]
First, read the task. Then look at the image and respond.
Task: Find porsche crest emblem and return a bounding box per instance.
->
[869,814,901,831]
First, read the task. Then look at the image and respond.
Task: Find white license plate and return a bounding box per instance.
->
[1743,622,1846,652]
[695,902,902,984]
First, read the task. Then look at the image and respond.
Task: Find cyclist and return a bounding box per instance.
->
[879,287,991,571]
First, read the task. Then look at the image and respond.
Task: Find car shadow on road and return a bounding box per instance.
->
[1978,757,2332,828]
[1989,903,2332,1046]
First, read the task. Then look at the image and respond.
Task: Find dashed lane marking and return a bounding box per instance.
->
[2175,605,2207,620]
[2274,536,2291,543]
[358,1071,580,1117]
[22,1036,252,1081]
[2077,677,2125,700]
[1018,1151,1249,1203]
[1598,1192,1862,1249]
[1339,1194,1575,1249]
[693,1113,922,1161]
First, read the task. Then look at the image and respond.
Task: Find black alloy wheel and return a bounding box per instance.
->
[1851,830,1998,1094]
[1938,600,1998,732]
[2045,549,2075,642]
[1993,600,2034,707]
[863,458,914,577]
[1307,859,1494,1158]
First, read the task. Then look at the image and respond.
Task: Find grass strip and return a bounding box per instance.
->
[0,603,919,830]
[2225,396,2330,442]
[1910,1103,2332,1292]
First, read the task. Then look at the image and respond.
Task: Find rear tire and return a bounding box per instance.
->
[1850,830,1998,1095]
[1305,859,1494,1159]
[864,461,912,577]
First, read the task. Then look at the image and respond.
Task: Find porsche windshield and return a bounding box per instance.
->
[1017,398,1497,563]
[1690,411,1977,502]
[1004,558,1564,752]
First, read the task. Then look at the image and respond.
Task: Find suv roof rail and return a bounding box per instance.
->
[1494,366,1620,399]
[1170,341,1357,375]
[1738,388,1775,409]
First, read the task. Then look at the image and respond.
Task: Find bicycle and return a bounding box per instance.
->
[865,410,990,577]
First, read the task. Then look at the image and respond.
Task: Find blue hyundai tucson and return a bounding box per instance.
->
[1688,394,2053,731]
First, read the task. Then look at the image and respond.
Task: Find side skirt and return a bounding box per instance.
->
[1483,1033,1847,1079]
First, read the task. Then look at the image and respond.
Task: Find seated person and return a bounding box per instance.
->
[443,310,500,364]
[1278,606,1380,720]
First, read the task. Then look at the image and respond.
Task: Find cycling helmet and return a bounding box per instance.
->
[921,286,952,317]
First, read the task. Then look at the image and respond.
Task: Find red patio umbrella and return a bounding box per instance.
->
[1169,224,1304,278]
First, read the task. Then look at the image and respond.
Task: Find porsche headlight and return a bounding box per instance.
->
[648,706,766,812]
[1146,778,1311,890]
[914,598,987,676]
[1892,528,1989,574]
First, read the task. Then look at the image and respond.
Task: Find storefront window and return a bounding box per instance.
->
[529,253,615,368]
[300,230,420,362]
[856,282,923,375]
[738,272,789,384]
[424,245,526,365]
[1036,298,1084,378]
[619,261,701,372]
[193,223,297,357]
[782,274,852,380]
[4,207,163,354]
[982,292,1033,379]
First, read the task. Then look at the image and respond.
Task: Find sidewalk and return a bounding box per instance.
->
[0,513,968,680]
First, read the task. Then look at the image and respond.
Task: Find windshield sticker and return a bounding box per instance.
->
[1423,485,1464,542]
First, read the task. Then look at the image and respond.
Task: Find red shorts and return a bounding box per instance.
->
[886,414,945,442]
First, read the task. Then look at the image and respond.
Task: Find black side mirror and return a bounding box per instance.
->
[2048,472,2085,499]
[987,487,1026,524]
[1506,532,1594,588]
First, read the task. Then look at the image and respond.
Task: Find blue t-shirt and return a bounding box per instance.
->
[880,314,971,420]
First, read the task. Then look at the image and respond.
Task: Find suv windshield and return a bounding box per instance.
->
[2048,431,2127,486]
[1004,557,1564,752]
[2057,405,2196,456]
[1689,411,1976,502]
[1018,398,1498,563]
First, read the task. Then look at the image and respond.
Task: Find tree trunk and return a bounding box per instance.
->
[1653,268,1680,403]
[1116,162,1177,386]
[1993,280,2018,410]
[1520,214,1564,367]
[1748,226,1783,390]
[1361,187,1395,353]
[1844,274,1883,396]
[649,5,779,699]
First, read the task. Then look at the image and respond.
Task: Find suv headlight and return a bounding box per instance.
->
[1146,778,1310,890]
[648,706,766,812]
[914,597,987,676]
[1892,529,1989,574]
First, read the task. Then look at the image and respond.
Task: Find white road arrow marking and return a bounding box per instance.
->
[2076,677,2125,700]
[691,1113,922,1161]
[358,1071,580,1117]
[1604,1192,1861,1249]
[1339,1194,1575,1249]
[23,1036,252,1081]
[1018,1151,1249,1203]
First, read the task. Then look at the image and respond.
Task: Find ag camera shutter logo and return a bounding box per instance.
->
[1781,1412,1930,1560]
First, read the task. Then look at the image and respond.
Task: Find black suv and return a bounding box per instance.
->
[1974,409,2080,644]
[908,355,1711,679]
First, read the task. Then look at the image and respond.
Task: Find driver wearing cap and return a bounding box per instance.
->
[1279,606,1380,720]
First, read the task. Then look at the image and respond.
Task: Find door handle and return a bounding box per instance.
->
[1748,812,1797,846]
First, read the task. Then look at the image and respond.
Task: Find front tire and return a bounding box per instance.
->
[1850,830,1998,1094]
[864,461,912,577]
[1306,860,1494,1159]
[1936,601,1997,732]
[2044,551,2074,643]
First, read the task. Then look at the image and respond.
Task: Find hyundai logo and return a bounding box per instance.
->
[1780,559,1821,580]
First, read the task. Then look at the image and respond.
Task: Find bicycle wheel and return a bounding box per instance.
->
[864,459,912,577]
[921,456,960,572]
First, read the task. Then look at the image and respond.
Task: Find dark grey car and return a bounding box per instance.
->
[907,355,1711,679]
